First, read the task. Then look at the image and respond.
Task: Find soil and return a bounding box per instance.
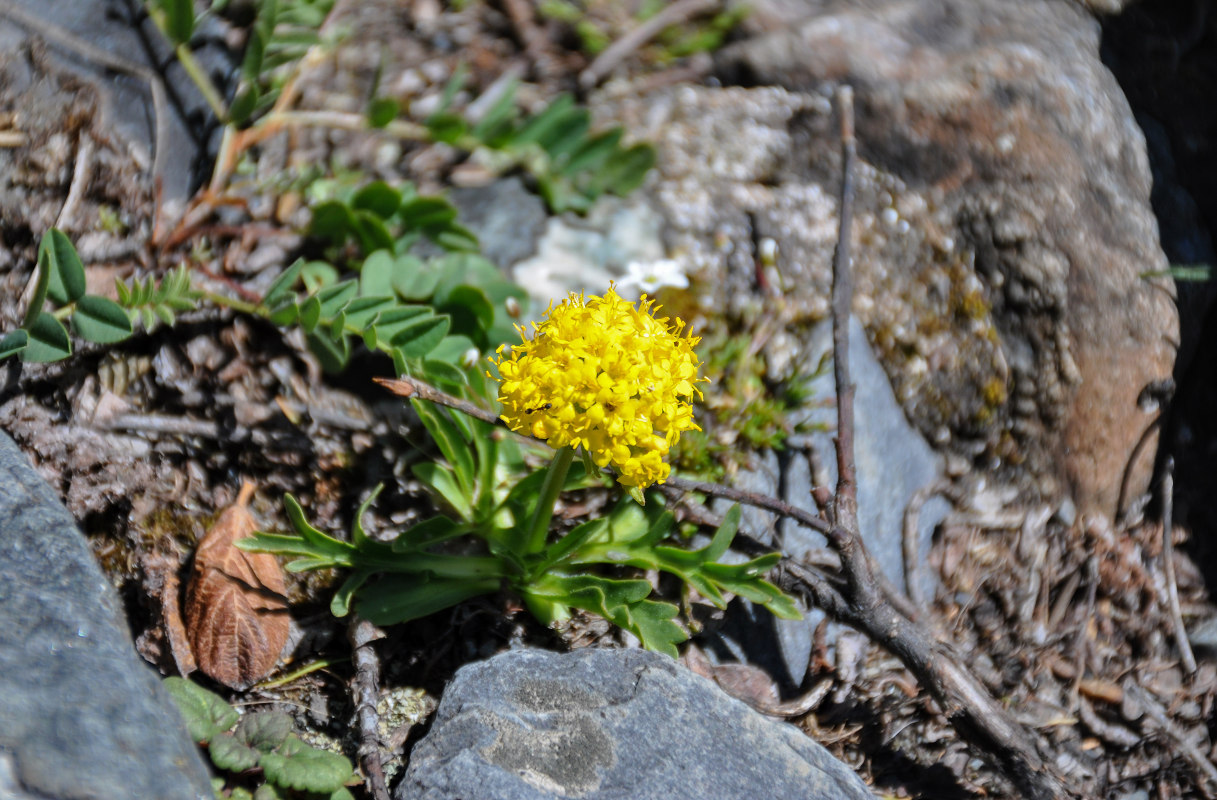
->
[2,2,1216,799]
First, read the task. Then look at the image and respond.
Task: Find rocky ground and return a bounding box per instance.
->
[2,0,1217,798]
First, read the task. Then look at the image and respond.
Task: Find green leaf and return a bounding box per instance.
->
[559,128,623,176]
[390,314,449,358]
[22,312,71,363]
[358,250,396,298]
[262,260,304,308]
[427,334,477,365]
[354,210,395,253]
[310,200,357,243]
[390,255,441,300]
[412,462,472,520]
[350,485,384,549]
[210,732,261,772]
[299,295,322,333]
[159,0,195,44]
[367,96,399,128]
[163,677,239,743]
[366,306,429,348]
[411,399,475,499]
[391,515,468,553]
[351,181,402,219]
[305,330,351,373]
[40,228,86,305]
[0,329,28,361]
[534,518,608,574]
[601,143,657,195]
[513,94,576,146]
[229,85,259,126]
[356,574,499,626]
[300,260,340,292]
[330,569,375,618]
[438,285,494,339]
[399,196,458,231]
[260,738,355,794]
[254,784,285,800]
[315,279,359,319]
[470,80,519,143]
[334,295,395,336]
[234,711,294,753]
[72,295,133,344]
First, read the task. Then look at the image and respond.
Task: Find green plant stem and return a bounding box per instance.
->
[523,446,575,554]
[254,656,350,689]
[201,290,260,315]
[175,43,229,121]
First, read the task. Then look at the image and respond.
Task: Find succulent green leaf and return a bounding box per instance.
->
[354,210,395,252]
[359,250,396,298]
[73,295,133,344]
[162,677,238,743]
[330,569,375,618]
[391,515,467,553]
[0,330,28,361]
[390,255,441,301]
[412,462,472,520]
[40,228,86,305]
[315,279,359,319]
[366,306,429,348]
[234,711,294,753]
[22,312,71,363]
[438,285,494,339]
[351,181,402,219]
[260,742,355,795]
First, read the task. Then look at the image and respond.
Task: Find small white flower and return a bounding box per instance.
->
[618,258,689,294]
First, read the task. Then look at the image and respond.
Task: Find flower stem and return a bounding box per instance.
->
[523,446,575,555]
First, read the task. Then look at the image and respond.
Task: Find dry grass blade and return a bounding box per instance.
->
[185,483,289,688]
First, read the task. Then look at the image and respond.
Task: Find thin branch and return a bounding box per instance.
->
[374,376,500,425]
[1161,457,1197,675]
[831,86,859,535]
[579,0,720,89]
[348,617,390,800]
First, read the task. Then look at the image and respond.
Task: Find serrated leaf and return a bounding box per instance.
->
[22,312,71,363]
[0,329,28,360]
[260,740,355,794]
[163,676,239,743]
[234,711,294,752]
[210,732,261,772]
[351,181,402,219]
[40,228,86,305]
[73,295,133,344]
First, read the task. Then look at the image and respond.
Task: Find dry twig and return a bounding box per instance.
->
[349,617,390,800]
[1161,457,1197,676]
[579,0,719,89]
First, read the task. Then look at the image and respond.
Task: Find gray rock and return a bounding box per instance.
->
[448,178,550,272]
[596,0,1177,519]
[397,647,874,800]
[0,432,213,800]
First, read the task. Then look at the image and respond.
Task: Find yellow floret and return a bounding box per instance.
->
[488,287,704,490]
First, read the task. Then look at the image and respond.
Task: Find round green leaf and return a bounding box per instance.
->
[162,677,238,743]
[309,201,357,243]
[234,711,293,753]
[73,295,133,344]
[367,96,400,129]
[210,732,261,772]
[22,312,71,363]
[351,181,402,219]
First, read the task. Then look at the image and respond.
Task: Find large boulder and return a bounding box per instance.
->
[0,431,213,800]
[595,0,1176,517]
[397,647,874,800]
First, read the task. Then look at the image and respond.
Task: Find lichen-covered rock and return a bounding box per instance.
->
[397,647,874,800]
[595,0,1176,515]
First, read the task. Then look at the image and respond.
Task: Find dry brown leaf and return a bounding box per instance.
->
[184,483,289,688]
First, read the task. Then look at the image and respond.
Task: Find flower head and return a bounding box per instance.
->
[490,287,703,489]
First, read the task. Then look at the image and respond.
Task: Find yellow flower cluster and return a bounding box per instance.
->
[491,287,703,489]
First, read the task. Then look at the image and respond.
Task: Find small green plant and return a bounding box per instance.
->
[242,289,800,657]
[164,676,358,800]
[0,230,135,363]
